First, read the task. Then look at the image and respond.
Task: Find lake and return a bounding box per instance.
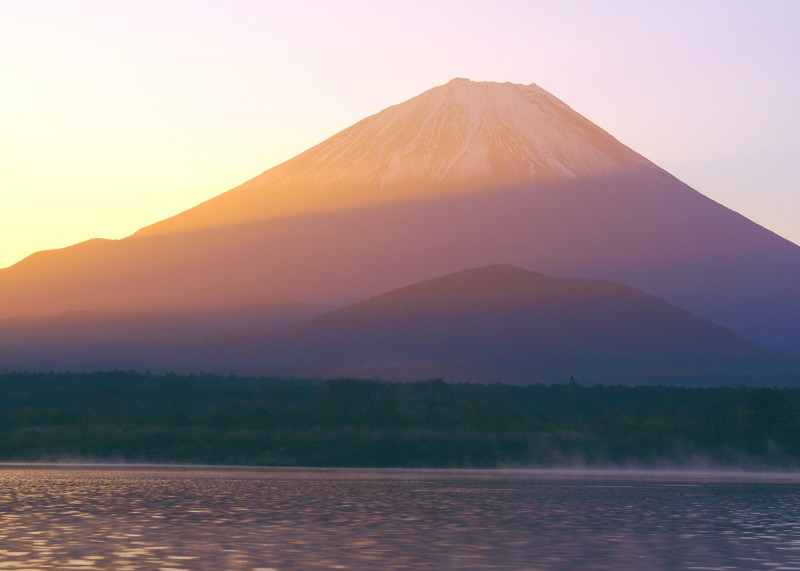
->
[0,466,798,570]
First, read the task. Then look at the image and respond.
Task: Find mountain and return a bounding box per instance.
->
[1,78,798,360]
[168,265,790,384]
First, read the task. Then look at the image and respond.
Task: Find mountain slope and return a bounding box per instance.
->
[134,78,653,236]
[0,79,798,358]
[170,265,790,384]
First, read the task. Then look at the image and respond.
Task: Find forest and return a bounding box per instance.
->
[0,370,798,468]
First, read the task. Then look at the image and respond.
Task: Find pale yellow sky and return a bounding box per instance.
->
[2,0,798,269]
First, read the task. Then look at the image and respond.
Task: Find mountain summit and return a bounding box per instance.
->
[1,79,798,361]
[137,78,655,236]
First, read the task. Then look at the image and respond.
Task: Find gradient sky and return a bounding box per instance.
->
[2,0,798,269]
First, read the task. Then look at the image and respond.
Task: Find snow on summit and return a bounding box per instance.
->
[367,77,652,187]
[138,78,655,236]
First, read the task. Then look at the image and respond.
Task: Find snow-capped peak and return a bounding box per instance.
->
[268,78,651,191]
[137,79,655,236]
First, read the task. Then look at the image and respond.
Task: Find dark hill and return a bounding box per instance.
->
[172,265,793,385]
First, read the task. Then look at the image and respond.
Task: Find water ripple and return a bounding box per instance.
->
[0,467,797,569]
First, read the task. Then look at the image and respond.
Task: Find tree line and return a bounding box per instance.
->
[0,370,798,468]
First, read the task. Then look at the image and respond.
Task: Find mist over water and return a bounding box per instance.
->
[0,466,799,570]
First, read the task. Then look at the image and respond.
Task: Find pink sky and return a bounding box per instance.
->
[1,0,798,269]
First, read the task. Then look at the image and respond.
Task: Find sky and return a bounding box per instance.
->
[1,0,798,269]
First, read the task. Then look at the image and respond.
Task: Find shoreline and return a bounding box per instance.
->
[1,462,799,482]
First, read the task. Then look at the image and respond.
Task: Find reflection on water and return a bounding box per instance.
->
[0,467,798,570]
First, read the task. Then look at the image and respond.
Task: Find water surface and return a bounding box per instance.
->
[0,466,798,569]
